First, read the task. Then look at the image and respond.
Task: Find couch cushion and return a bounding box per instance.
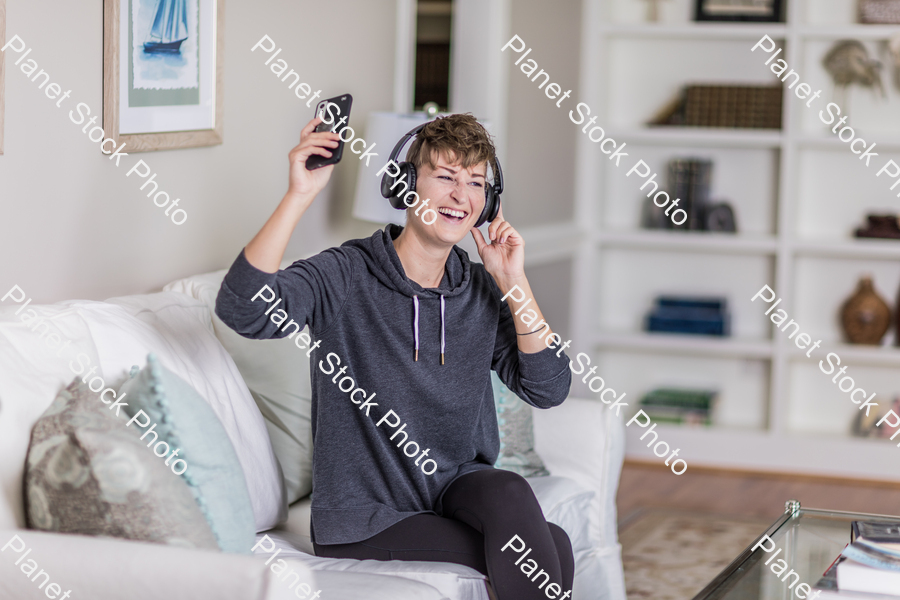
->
[0,528,309,600]
[84,293,288,532]
[118,354,257,554]
[312,570,449,600]
[0,302,104,530]
[491,371,549,478]
[165,260,314,505]
[25,378,219,550]
[256,531,489,600]
[267,474,593,600]
[533,397,627,600]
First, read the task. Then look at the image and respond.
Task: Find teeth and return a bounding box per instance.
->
[438,207,466,218]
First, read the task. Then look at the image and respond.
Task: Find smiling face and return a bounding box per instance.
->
[406,151,488,246]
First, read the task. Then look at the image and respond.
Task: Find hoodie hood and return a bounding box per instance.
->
[342,224,472,364]
[342,224,472,299]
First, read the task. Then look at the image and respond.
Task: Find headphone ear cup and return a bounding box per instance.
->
[383,162,417,209]
[488,189,501,223]
[474,185,498,228]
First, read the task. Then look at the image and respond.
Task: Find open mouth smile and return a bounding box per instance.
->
[437,207,468,223]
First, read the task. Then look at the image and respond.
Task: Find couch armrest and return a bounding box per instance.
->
[532,397,625,549]
[0,530,314,600]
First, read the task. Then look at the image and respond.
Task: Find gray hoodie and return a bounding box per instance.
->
[215,224,571,545]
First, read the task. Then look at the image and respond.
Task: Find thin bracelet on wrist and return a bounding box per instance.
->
[517,324,547,336]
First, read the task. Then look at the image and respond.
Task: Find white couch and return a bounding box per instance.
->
[0,266,626,600]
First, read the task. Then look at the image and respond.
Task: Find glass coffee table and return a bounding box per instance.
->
[693,500,900,599]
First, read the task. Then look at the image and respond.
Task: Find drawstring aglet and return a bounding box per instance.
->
[441,353,445,365]
[415,349,418,362]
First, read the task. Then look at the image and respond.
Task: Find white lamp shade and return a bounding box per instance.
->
[352,112,433,225]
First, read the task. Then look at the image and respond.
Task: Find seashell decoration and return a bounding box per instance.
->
[823,40,885,100]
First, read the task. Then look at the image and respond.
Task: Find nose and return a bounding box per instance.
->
[448,179,466,203]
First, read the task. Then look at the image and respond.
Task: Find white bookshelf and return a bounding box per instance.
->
[567,0,900,480]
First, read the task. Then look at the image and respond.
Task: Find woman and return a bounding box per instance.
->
[216,113,574,599]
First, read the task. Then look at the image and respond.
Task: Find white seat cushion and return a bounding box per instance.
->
[259,475,594,600]
[256,531,488,600]
[311,570,448,600]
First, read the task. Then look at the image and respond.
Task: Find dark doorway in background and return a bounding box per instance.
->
[414,0,453,111]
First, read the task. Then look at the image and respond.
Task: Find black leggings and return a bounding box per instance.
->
[313,469,575,600]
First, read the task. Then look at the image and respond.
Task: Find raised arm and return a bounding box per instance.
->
[244,117,341,273]
[215,118,349,340]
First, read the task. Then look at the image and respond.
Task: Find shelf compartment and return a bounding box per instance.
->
[597,248,775,338]
[796,39,900,137]
[593,349,769,429]
[606,37,787,131]
[794,148,900,240]
[792,255,900,347]
[602,144,779,235]
[787,360,900,435]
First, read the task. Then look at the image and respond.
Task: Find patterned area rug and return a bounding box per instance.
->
[619,509,772,599]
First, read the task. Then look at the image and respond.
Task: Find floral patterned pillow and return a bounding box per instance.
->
[492,371,550,478]
[24,378,218,549]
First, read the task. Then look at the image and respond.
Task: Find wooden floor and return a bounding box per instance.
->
[617,460,900,526]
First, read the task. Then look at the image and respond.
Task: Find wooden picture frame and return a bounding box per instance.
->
[1,0,6,155]
[103,0,224,152]
[694,0,783,22]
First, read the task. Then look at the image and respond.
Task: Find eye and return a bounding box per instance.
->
[438,175,453,181]
[470,181,483,188]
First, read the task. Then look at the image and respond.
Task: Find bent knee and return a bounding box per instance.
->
[548,523,572,549]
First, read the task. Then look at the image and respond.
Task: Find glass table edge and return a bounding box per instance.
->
[690,505,900,600]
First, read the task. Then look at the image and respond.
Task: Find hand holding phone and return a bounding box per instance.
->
[306,94,353,171]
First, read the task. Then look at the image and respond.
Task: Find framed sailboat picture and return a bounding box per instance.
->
[103,0,224,151]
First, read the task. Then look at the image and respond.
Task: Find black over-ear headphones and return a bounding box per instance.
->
[380,120,504,228]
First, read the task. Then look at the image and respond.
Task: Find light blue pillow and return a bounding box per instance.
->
[118,353,257,554]
[491,371,550,478]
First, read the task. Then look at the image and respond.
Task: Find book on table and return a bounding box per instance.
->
[814,521,900,598]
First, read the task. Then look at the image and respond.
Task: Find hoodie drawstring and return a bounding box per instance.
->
[413,295,420,362]
[412,294,446,365]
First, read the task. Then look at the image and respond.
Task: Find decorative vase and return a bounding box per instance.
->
[840,276,891,345]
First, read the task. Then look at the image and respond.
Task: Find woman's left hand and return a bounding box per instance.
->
[470,205,525,285]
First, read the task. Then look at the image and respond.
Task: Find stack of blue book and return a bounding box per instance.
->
[645,296,730,336]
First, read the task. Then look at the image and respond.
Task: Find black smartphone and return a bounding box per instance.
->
[306,93,353,171]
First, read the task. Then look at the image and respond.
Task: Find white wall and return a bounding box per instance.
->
[504,0,581,228]
[0,0,395,303]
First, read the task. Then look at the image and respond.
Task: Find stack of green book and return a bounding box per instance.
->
[639,388,717,426]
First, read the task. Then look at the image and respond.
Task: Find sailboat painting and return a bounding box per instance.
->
[144,0,188,53]
[131,0,198,91]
